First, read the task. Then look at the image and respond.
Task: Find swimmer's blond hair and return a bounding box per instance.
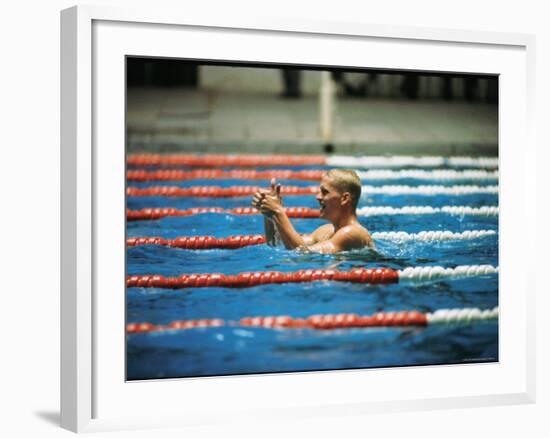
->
[324,169,362,209]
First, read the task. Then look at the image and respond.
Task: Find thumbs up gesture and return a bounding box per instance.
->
[252,178,283,217]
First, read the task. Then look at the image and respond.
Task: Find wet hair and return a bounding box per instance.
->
[324,169,362,209]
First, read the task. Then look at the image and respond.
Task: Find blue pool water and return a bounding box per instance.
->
[126,165,498,380]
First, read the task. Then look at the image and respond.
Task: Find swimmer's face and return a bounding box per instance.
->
[316,174,346,220]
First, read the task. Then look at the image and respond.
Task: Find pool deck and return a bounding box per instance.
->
[127,87,498,156]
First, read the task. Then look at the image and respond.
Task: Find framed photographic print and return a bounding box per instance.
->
[61,5,536,433]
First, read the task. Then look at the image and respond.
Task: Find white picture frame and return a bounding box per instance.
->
[60,5,536,433]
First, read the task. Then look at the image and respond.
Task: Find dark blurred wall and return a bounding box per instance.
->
[127,58,198,87]
[127,58,497,104]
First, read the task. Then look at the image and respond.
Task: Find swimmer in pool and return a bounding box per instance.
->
[252,169,374,254]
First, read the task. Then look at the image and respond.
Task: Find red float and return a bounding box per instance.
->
[127,153,327,168]
[127,207,320,221]
[127,169,324,182]
[126,310,428,334]
[126,185,318,197]
[126,267,399,289]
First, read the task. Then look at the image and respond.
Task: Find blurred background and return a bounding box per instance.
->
[126,58,498,156]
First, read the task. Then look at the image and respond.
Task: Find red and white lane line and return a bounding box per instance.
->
[126,306,499,334]
[126,206,499,221]
[127,234,267,249]
[127,230,496,249]
[397,265,498,281]
[127,154,498,169]
[126,184,498,197]
[360,169,498,180]
[127,169,325,182]
[126,265,498,289]
[372,229,496,242]
[127,154,326,167]
[126,168,498,182]
[126,207,320,221]
[126,185,317,197]
[328,156,498,169]
[358,206,498,216]
[361,185,498,195]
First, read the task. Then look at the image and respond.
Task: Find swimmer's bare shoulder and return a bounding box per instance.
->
[301,223,374,253]
[332,223,374,251]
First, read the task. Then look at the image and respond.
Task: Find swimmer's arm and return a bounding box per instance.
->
[300,224,333,246]
[300,234,315,245]
[263,216,282,247]
[253,178,284,247]
[271,215,332,249]
[271,210,308,249]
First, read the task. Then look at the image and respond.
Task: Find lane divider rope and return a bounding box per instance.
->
[358,206,499,216]
[128,234,267,249]
[127,184,498,197]
[398,265,497,281]
[127,230,496,249]
[126,206,499,221]
[426,306,499,323]
[127,207,319,221]
[126,169,498,182]
[372,229,496,242]
[328,156,498,169]
[127,154,498,169]
[127,169,325,182]
[127,185,317,197]
[358,169,498,180]
[126,265,497,289]
[361,185,498,195]
[128,154,326,167]
[126,306,498,334]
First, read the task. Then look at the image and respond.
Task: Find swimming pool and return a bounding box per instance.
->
[126,155,498,380]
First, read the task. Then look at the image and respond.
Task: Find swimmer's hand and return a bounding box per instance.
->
[252,178,283,216]
[257,192,284,217]
[270,178,283,203]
